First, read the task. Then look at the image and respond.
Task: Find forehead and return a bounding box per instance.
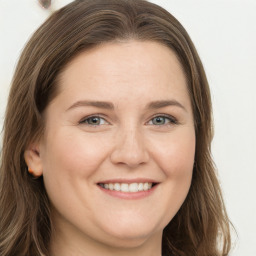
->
[52,40,190,110]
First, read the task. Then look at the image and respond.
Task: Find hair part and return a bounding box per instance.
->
[0,0,231,255]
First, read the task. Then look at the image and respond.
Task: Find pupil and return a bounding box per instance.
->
[154,117,164,125]
[90,117,99,124]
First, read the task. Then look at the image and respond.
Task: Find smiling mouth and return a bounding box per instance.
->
[98,182,158,193]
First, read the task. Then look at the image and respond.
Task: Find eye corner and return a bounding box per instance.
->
[146,114,178,126]
[79,115,110,126]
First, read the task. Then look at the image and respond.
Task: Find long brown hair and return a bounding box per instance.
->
[0,0,231,255]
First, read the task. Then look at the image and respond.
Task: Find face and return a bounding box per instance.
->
[26,41,195,253]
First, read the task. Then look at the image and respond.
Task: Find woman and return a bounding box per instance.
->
[0,0,232,255]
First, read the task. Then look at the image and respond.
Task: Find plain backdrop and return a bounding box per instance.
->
[0,0,255,255]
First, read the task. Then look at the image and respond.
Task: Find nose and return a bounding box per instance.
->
[110,127,149,168]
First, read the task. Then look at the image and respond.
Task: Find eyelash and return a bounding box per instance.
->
[147,114,178,126]
[79,114,178,127]
[79,115,109,126]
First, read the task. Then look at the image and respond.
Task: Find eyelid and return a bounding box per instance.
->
[78,113,177,126]
[79,114,110,125]
[146,114,178,125]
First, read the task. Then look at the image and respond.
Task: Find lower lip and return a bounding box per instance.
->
[98,184,158,200]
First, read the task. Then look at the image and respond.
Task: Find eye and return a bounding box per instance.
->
[79,116,109,126]
[147,115,177,126]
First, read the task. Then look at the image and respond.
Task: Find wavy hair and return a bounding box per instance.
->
[0,0,231,255]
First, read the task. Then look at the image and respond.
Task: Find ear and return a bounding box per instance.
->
[24,143,43,177]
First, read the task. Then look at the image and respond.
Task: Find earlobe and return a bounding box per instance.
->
[24,144,43,177]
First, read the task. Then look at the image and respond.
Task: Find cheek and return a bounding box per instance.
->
[41,130,111,178]
[150,129,196,178]
[40,130,112,214]
[149,129,195,226]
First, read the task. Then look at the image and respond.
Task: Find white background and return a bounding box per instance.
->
[0,0,255,255]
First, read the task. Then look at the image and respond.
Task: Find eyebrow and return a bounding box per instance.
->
[66,99,186,112]
[147,100,187,111]
[66,100,114,111]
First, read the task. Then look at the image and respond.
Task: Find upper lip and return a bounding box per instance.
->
[97,178,159,184]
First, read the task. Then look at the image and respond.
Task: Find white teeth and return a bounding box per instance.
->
[114,183,121,191]
[120,183,129,192]
[143,183,149,190]
[129,183,138,192]
[144,183,152,190]
[99,182,154,192]
[138,183,144,191]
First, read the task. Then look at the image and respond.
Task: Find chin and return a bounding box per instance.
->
[100,229,159,249]
[98,216,163,247]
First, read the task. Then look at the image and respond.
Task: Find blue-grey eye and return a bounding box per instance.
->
[81,116,107,126]
[152,116,167,125]
[148,116,175,126]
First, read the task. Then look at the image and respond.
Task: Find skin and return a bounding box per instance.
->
[25,41,195,256]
